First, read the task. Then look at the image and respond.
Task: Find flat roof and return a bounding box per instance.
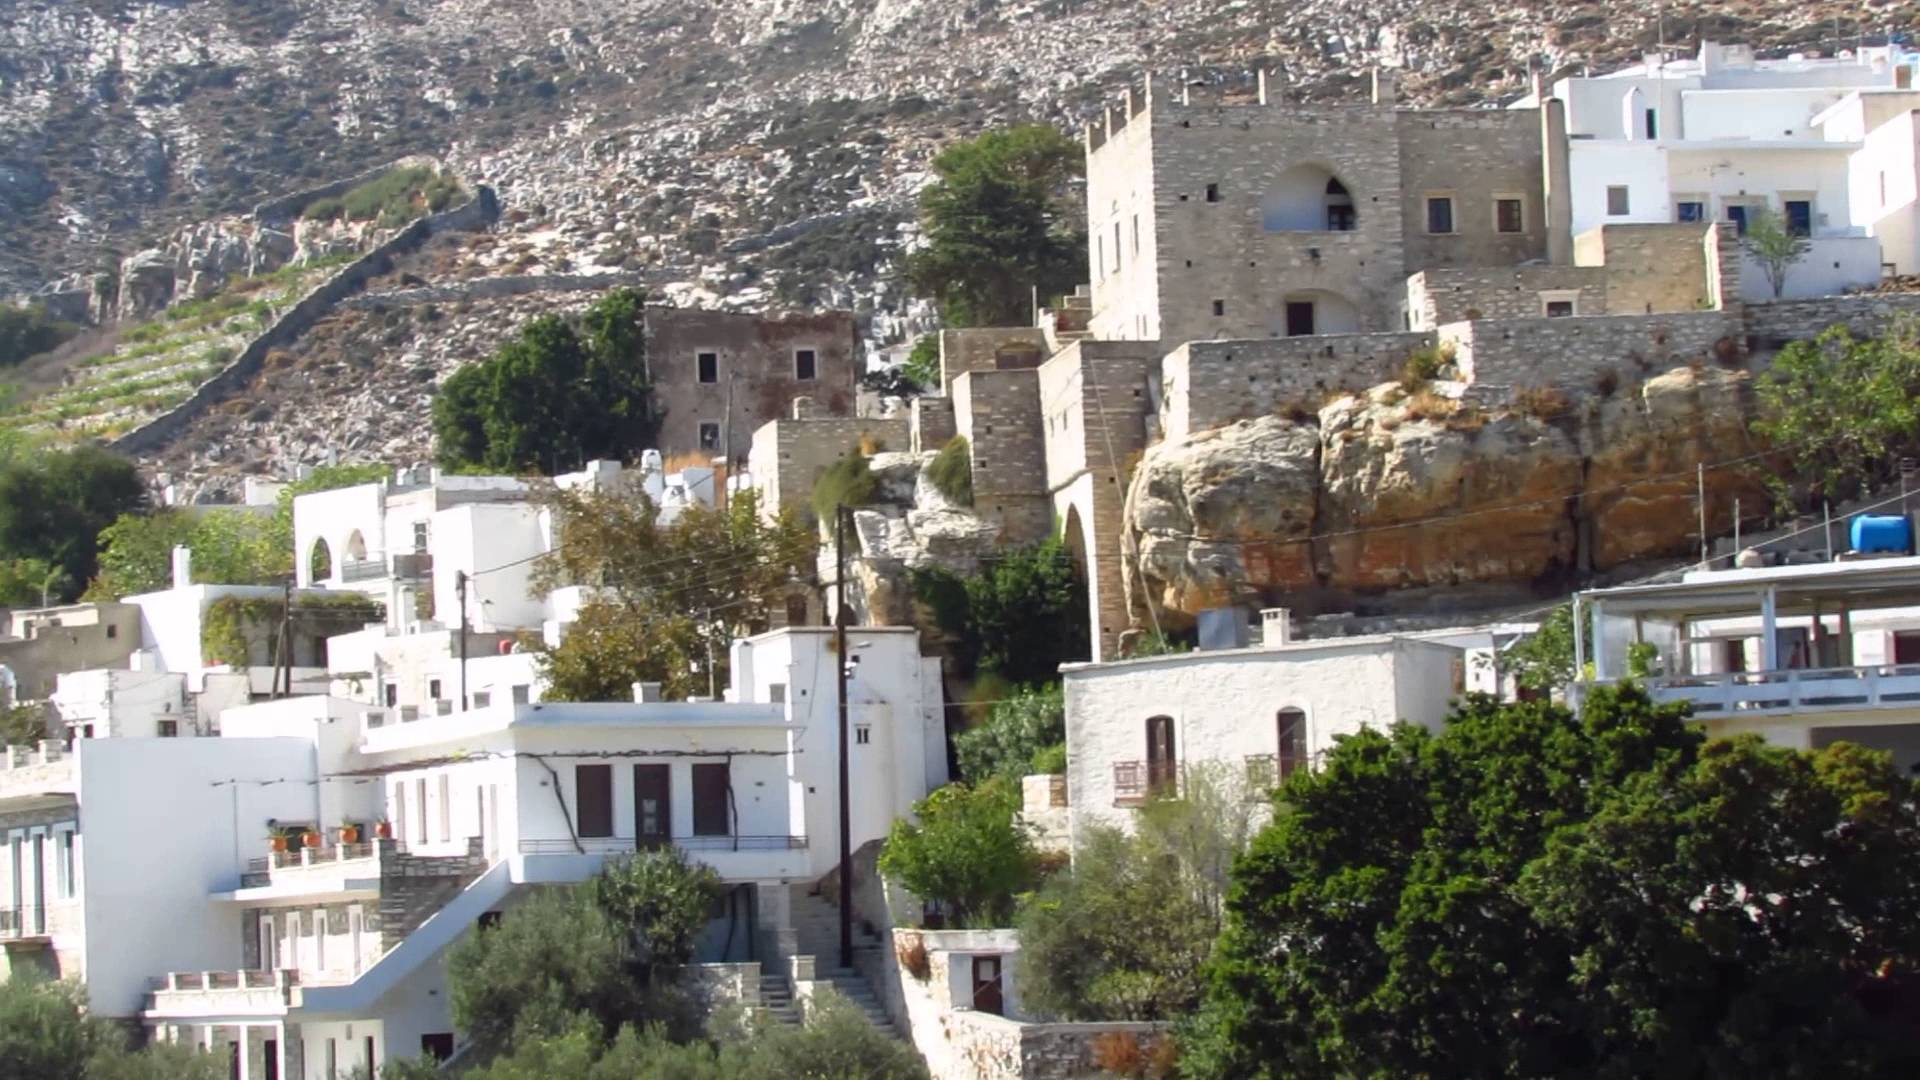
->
[1579,554,1920,613]
[1061,632,1457,677]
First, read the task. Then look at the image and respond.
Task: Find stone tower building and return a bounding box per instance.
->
[1084,71,1568,345]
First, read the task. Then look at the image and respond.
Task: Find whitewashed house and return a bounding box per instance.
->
[139,626,947,1079]
[1576,553,1920,770]
[1060,611,1468,847]
[1523,40,1920,292]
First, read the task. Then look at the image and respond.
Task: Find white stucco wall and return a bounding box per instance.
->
[293,484,387,590]
[1061,637,1463,845]
[430,503,546,634]
[1851,109,1920,273]
[1682,88,1853,140]
[77,737,318,1016]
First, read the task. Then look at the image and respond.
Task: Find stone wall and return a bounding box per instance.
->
[1394,108,1552,274]
[251,156,440,223]
[373,837,490,953]
[1744,293,1920,348]
[1159,332,1433,440]
[944,1011,1173,1080]
[747,414,911,523]
[1442,309,1742,390]
[938,329,1050,393]
[1574,222,1717,315]
[952,369,1052,547]
[336,270,666,310]
[911,395,957,455]
[1407,266,1608,329]
[110,186,502,458]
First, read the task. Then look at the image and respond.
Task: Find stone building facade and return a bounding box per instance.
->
[646,306,858,465]
[1084,73,1558,345]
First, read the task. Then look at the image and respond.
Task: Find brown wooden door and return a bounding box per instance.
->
[633,765,670,848]
[972,955,1005,1015]
[1146,715,1176,792]
[1277,708,1308,781]
[691,763,730,837]
[575,765,613,839]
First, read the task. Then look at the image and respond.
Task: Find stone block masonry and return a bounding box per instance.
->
[911,396,956,455]
[1744,294,1920,348]
[938,329,1050,393]
[1408,266,1609,329]
[1442,310,1743,390]
[952,369,1052,547]
[1160,332,1434,440]
[748,413,911,523]
[1575,222,1716,315]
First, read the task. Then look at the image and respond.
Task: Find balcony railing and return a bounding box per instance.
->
[150,969,299,993]
[519,835,807,855]
[1112,760,1177,806]
[390,552,433,580]
[1600,664,1920,717]
[340,558,387,583]
[239,842,378,886]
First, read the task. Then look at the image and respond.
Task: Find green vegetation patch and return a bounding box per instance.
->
[303,166,464,228]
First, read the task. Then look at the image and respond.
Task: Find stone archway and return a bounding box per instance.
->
[1262,163,1359,232]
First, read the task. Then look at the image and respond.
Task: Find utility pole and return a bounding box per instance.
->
[834,504,853,972]
[705,607,718,700]
[455,570,470,710]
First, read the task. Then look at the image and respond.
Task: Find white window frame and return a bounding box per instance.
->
[1540,290,1582,318]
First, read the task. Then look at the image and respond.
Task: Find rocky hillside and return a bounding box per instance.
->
[1,0,1907,494]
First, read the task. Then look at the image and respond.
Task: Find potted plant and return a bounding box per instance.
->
[374,819,393,840]
[301,827,323,849]
[339,821,362,845]
[268,832,289,854]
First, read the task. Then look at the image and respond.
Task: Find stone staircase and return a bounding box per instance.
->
[758,970,801,1025]
[782,886,898,1036]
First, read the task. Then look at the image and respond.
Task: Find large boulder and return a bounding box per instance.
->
[1125,415,1320,619]
[1317,387,1581,588]
[1583,365,1767,568]
[116,249,176,318]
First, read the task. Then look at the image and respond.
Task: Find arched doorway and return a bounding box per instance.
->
[1262,164,1360,232]
[308,538,334,582]
[1061,504,1095,663]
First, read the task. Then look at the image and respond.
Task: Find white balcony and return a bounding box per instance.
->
[0,743,76,810]
[1594,664,1920,717]
[146,970,298,1018]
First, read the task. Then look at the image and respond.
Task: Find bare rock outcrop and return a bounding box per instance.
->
[1124,367,1767,625]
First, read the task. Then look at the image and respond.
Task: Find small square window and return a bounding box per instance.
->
[1426,197,1455,234]
[428,679,442,701]
[511,684,531,704]
[1676,201,1705,223]
[1211,299,1226,317]
[412,521,429,552]
[1606,185,1631,216]
[472,691,491,708]
[698,422,721,450]
[1495,198,1523,234]
[105,624,117,639]
[769,683,787,704]
[384,683,399,707]
[696,352,719,384]
[794,349,817,381]
[1545,300,1575,318]
[855,725,871,745]
[1204,183,1220,203]
[157,720,178,738]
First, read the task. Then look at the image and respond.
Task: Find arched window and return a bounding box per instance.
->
[1277,708,1308,780]
[344,530,369,561]
[308,538,334,582]
[1262,164,1359,232]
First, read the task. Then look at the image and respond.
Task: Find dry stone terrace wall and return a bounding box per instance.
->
[1160,331,1432,440]
[1745,294,1920,347]
[336,270,669,310]
[111,186,501,458]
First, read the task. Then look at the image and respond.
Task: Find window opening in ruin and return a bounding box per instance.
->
[1205,183,1220,202]
[1495,197,1524,234]
[696,352,719,384]
[1285,302,1315,337]
[794,349,817,380]
[1606,185,1631,216]
[1211,299,1226,317]
[1426,196,1455,234]
[699,423,721,450]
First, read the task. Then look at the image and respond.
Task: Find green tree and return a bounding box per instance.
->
[1743,205,1810,299]
[878,778,1037,927]
[0,977,223,1080]
[432,288,657,472]
[0,303,80,367]
[1754,317,1920,507]
[0,703,48,746]
[911,538,1086,684]
[533,487,813,701]
[0,446,145,602]
[447,850,719,1062]
[1184,687,1920,1079]
[954,683,1063,783]
[901,335,940,389]
[1017,765,1252,1021]
[89,508,288,599]
[1503,603,1580,694]
[907,125,1085,327]
[0,557,69,607]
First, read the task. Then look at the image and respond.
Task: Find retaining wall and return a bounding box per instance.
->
[1442,309,1741,390]
[337,270,674,310]
[112,186,501,458]
[1159,331,1433,440]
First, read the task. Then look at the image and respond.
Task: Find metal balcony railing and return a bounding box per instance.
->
[1589,664,1920,716]
[1112,760,1177,805]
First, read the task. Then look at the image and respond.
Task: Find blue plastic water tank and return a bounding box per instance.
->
[1850,514,1912,554]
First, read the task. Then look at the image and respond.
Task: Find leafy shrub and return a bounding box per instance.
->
[1029,742,1067,775]
[1513,383,1572,421]
[902,334,941,388]
[1399,341,1453,389]
[0,303,80,367]
[895,934,932,981]
[928,435,973,505]
[810,451,878,523]
[303,166,463,225]
[880,778,1037,928]
[955,683,1064,782]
